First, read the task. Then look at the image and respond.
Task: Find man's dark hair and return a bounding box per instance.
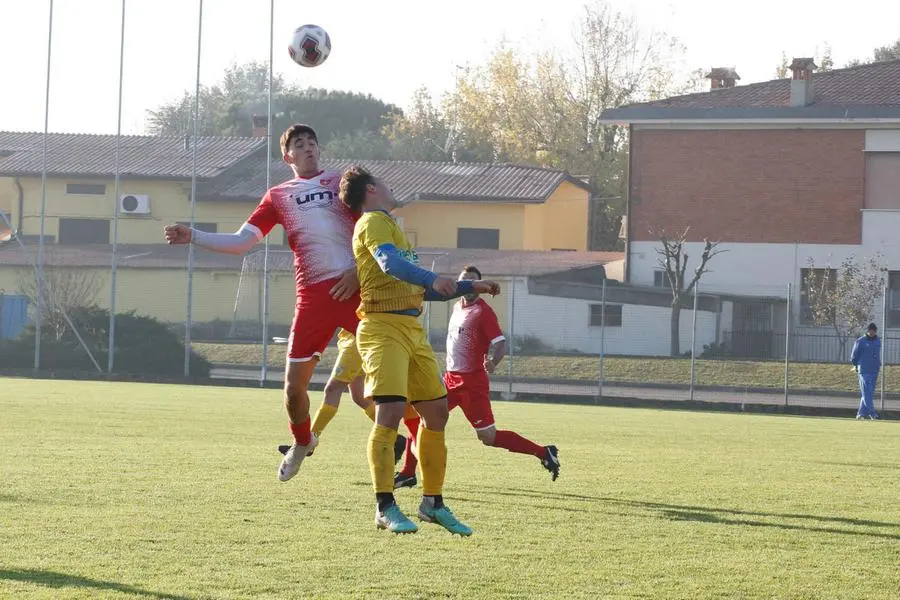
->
[280,124,317,155]
[462,265,482,280]
[339,165,375,213]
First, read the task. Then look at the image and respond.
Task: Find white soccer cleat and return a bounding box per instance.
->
[277,433,318,482]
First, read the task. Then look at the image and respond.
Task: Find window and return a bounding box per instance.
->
[177,221,218,234]
[800,268,836,324]
[887,271,900,327]
[457,227,499,250]
[66,183,106,196]
[653,270,671,288]
[589,304,622,327]
[58,218,110,244]
[865,153,900,209]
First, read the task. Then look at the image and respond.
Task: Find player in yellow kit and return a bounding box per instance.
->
[339,165,500,535]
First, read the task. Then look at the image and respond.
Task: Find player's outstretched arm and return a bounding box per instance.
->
[423,279,501,302]
[372,243,440,287]
[164,223,261,255]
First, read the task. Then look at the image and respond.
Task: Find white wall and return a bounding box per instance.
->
[628,210,900,360]
[506,277,718,357]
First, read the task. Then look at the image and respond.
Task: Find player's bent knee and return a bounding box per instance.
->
[323,379,348,396]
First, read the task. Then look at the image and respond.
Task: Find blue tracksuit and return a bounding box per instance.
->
[850,334,881,418]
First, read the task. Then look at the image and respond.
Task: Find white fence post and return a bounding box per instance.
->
[505,275,516,400]
[689,281,699,402]
[881,282,888,412]
[784,283,792,406]
[598,278,606,401]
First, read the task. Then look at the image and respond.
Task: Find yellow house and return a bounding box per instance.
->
[201,154,593,251]
[0,132,595,336]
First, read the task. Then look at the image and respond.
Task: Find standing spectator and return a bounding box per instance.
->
[850,323,881,420]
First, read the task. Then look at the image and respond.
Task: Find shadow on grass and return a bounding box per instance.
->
[459,486,900,540]
[0,569,191,600]
[811,461,900,471]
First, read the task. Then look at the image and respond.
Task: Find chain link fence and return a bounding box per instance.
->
[1,232,896,417]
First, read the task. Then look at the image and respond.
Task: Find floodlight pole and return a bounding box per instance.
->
[260,0,275,387]
[34,0,55,372]
[184,0,204,378]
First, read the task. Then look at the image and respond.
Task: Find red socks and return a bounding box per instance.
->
[399,417,420,476]
[493,430,544,458]
[290,416,312,446]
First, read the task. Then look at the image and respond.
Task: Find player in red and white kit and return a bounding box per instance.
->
[395,265,560,487]
[164,124,362,482]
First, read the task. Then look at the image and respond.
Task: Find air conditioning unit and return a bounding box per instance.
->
[119,194,151,215]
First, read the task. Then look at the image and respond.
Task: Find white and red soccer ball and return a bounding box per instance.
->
[288,24,331,68]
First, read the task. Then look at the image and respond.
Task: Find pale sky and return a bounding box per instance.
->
[1,0,898,135]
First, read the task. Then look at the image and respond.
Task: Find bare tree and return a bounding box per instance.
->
[803,255,885,359]
[16,267,102,342]
[655,228,726,356]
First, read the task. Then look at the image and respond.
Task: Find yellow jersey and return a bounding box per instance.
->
[353,210,426,316]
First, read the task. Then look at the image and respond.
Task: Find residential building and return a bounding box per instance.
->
[0,131,601,344]
[601,58,900,359]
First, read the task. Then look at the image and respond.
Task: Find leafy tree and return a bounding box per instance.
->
[146,61,402,153]
[846,38,900,67]
[803,255,886,360]
[428,0,692,249]
[654,228,725,357]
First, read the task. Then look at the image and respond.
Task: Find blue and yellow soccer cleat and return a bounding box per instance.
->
[375,503,418,534]
[417,497,472,536]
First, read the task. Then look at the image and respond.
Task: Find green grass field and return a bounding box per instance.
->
[193,341,895,394]
[2,378,898,599]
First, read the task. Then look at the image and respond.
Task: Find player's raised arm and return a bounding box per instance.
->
[164,222,262,255]
[164,189,276,255]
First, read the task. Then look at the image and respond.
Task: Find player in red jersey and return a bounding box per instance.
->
[164,124,362,482]
[395,265,560,486]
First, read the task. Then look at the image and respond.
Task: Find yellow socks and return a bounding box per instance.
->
[418,426,446,496]
[368,424,398,494]
[363,403,376,423]
[311,403,338,437]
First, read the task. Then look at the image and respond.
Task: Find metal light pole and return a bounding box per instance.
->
[184,0,204,377]
[34,0,55,371]
[108,0,127,373]
[260,0,275,387]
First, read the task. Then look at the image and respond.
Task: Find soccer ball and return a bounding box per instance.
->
[288,24,331,68]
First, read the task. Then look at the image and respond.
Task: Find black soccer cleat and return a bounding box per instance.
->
[394,434,407,464]
[541,445,560,481]
[394,472,417,489]
[278,444,291,455]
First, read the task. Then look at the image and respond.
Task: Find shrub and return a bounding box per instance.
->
[0,307,211,377]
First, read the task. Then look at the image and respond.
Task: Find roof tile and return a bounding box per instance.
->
[201,152,592,203]
[0,132,266,179]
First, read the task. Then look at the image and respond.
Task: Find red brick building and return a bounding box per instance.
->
[603,57,900,284]
[602,58,900,359]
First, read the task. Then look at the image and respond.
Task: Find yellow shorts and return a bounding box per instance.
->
[356,312,446,403]
[329,328,363,384]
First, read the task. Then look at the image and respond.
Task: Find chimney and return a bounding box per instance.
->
[705,67,740,91]
[251,115,268,137]
[789,57,817,107]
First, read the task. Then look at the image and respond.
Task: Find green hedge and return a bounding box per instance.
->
[0,306,211,377]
